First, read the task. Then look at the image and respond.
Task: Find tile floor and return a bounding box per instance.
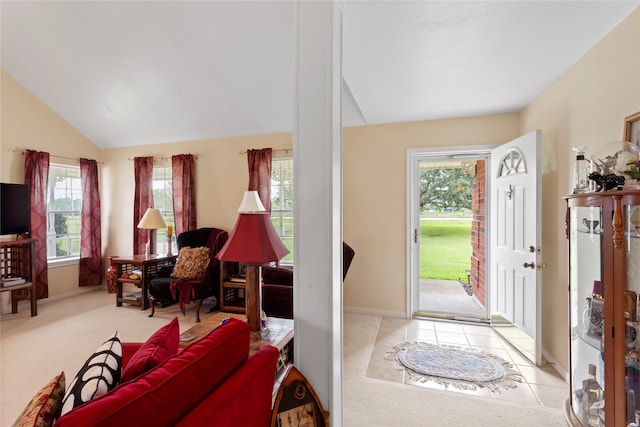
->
[366,316,568,409]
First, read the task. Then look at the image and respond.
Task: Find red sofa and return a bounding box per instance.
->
[53,319,278,427]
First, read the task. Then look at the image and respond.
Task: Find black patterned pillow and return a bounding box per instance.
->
[59,332,122,416]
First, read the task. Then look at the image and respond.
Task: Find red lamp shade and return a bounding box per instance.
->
[216,213,289,264]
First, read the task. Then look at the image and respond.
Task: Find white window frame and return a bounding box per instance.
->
[47,163,82,266]
[271,157,293,265]
[152,166,175,255]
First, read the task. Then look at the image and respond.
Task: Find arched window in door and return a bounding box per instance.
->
[498,148,526,176]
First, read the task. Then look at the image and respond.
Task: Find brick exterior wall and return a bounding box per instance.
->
[471,160,486,306]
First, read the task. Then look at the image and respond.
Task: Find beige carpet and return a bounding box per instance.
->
[1,287,566,426]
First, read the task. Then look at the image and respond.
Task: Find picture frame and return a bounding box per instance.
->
[271,365,329,427]
[587,297,604,339]
[624,111,640,146]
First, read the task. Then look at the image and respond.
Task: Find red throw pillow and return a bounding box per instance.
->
[121,317,180,382]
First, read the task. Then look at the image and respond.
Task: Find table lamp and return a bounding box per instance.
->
[216,191,289,331]
[137,208,167,255]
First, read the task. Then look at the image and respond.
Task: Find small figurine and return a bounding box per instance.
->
[588,171,625,191]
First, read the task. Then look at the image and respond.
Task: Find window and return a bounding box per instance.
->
[271,158,293,264]
[153,166,175,255]
[47,164,82,261]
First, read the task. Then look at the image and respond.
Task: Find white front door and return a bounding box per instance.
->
[489,130,542,364]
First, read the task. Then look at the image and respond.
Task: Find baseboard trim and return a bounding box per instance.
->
[42,285,106,305]
[343,306,407,319]
[542,348,569,383]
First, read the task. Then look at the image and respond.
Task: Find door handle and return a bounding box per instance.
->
[506,184,513,200]
[414,229,419,244]
[523,262,547,270]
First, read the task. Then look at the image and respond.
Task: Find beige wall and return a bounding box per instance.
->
[520,7,640,372]
[0,70,102,297]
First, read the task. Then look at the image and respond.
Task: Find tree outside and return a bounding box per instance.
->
[419,166,473,213]
[419,165,474,281]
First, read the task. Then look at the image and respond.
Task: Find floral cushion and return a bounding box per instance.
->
[59,333,122,417]
[170,246,210,279]
[12,372,65,427]
[121,317,180,382]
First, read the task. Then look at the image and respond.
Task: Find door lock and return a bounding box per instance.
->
[523,262,547,270]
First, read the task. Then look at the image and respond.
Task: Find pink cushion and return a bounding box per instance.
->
[53,319,250,427]
[121,317,180,382]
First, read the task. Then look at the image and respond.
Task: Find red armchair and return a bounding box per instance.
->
[261,241,355,319]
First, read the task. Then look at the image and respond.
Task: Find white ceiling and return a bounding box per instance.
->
[2,1,638,149]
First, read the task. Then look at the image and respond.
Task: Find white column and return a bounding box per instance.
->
[293,1,343,425]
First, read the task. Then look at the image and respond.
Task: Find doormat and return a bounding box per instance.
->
[385,341,522,392]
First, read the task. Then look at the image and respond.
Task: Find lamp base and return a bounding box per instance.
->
[147,230,157,255]
[245,265,262,331]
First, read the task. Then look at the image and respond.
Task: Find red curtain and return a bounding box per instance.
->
[79,158,102,286]
[247,148,272,212]
[133,157,153,255]
[24,150,49,299]
[172,154,197,236]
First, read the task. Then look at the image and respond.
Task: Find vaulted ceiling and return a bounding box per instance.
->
[2,1,638,149]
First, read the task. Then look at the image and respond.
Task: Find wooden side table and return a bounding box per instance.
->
[112,254,176,310]
[0,239,37,316]
[219,261,246,313]
[179,312,294,381]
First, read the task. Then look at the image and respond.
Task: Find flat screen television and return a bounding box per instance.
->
[1,183,31,236]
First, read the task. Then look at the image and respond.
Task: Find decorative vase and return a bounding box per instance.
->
[167,235,173,257]
[572,146,590,194]
[106,256,117,294]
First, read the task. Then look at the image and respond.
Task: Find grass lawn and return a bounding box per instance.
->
[420,219,472,281]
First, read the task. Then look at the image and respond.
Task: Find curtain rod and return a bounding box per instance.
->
[13,148,103,164]
[127,154,199,161]
[238,148,292,156]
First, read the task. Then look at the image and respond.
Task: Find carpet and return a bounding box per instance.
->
[386,341,523,392]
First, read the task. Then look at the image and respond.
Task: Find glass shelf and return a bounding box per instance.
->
[579,332,601,351]
[577,229,640,238]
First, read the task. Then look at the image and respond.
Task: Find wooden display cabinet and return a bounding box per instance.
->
[564,190,640,426]
[0,239,37,316]
[220,261,246,313]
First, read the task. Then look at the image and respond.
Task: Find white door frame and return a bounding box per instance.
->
[406,145,495,319]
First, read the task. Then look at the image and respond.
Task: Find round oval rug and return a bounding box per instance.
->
[385,341,522,392]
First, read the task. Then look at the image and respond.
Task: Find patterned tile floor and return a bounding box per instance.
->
[366,317,568,409]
